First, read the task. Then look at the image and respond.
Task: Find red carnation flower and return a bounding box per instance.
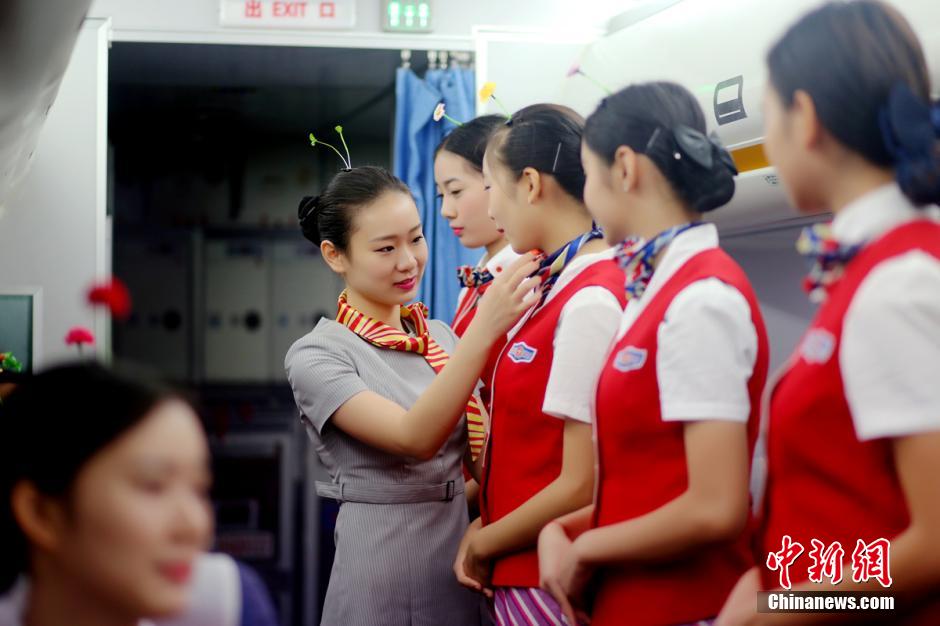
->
[65,326,96,347]
[87,277,132,320]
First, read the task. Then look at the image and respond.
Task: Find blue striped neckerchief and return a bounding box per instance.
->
[615,222,705,300]
[536,227,605,305]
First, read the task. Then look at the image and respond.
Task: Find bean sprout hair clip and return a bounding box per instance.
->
[566,63,613,95]
[309,125,353,171]
[479,82,513,122]
[433,103,464,126]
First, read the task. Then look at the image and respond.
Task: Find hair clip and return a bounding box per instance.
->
[673,125,713,168]
[297,195,320,225]
[566,63,613,95]
[309,125,353,170]
[479,82,512,121]
[880,82,940,163]
[433,103,464,127]
[551,141,563,173]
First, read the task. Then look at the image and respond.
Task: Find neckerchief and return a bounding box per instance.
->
[457,265,495,289]
[615,222,705,299]
[336,290,486,460]
[796,222,865,303]
[536,228,605,305]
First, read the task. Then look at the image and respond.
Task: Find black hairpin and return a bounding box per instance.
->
[298,195,320,224]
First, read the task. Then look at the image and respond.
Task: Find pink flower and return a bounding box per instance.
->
[566,63,581,78]
[65,326,95,347]
[87,277,132,320]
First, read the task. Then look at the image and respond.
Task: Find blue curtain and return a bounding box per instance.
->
[394,67,480,320]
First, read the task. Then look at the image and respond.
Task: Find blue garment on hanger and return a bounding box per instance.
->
[394,66,480,320]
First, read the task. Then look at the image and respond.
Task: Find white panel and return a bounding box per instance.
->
[90,0,624,48]
[204,239,272,381]
[0,19,110,366]
[474,27,600,116]
[558,0,940,231]
[269,240,343,381]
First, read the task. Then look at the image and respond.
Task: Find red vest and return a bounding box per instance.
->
[758,221,940,623]
[481,259,626,588]
[592,248,769,625]
[452,284,504,411]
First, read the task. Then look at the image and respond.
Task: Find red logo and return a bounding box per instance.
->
[320,1,336,18]
[851,538,892,588]
[807,539,845,585]
[766,534,804,590]
[767,536,893,589]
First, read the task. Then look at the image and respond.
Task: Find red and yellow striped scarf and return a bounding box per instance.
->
[336,290,486,460]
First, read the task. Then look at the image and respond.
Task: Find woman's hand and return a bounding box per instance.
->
[716,566,762,626]
[468,251,542,343]
[455,518,493,597]
[462,525,495,598]
[539,523,593,625]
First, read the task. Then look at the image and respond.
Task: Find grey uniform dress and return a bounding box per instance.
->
[285,317,486,626]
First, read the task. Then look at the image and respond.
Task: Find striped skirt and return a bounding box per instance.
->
[492,587,586,626]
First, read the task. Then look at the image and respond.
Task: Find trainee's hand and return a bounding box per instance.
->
[470,251,542,342]
[462,526,495,598]
[539,523,592,625]
[715,566,762,626]
[454,518,492,597]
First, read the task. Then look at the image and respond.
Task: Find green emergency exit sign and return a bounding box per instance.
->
[382,0,433,32]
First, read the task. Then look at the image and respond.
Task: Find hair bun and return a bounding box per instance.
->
[297,195,322,245]
[669,130,737,213]
[880,83,940,205]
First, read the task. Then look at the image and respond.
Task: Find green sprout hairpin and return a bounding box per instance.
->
[309,125,353,170]
[433,103,464,126]
[566,63,613,95]
[479,82,512,120]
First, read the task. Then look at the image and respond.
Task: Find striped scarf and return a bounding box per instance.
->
[615,222,704,299]
[536,228,605,305]
[796,222,865,303]
[336,290,486,460]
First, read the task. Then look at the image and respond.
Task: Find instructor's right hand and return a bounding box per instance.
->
[470,251,543,342]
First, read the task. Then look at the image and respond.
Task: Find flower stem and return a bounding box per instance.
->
[442,113,464,127]
[490,95,512,120]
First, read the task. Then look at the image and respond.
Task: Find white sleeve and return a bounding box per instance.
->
[842,251,940,441]
[657,279,758,422]
[542,286,623,423]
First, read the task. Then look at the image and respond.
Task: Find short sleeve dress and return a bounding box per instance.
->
[285,317,485,626]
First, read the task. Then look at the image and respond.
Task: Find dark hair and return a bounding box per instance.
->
[0,362,179,593]
[298,166,411,250]
[584,82,737,214]
[487,104,587,202]
[435,115,506,172]
[768,0,939,204]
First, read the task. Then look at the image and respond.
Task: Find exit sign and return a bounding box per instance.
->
[382,0,433,33]
[220,0,356,30]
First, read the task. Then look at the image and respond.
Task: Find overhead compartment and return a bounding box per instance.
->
[555,0,940,234]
